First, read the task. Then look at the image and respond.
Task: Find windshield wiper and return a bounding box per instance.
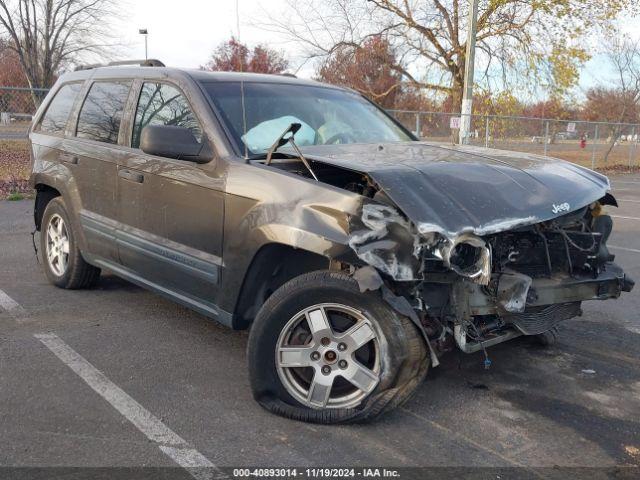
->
[264,122,318,181]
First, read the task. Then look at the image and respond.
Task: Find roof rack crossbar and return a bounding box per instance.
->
[74,59,165,71]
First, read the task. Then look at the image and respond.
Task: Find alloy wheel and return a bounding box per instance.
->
[275,303,380,409]
[46,214,70,276]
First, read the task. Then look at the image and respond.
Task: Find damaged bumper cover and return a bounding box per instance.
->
[459,262,633,317]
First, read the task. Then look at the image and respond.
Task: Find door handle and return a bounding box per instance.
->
[59,153,78,164]
[118,169,144,183]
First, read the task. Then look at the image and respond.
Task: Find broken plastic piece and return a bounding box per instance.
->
[497,270,533,313]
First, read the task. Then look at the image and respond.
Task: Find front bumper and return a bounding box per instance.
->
[465,262,634,317]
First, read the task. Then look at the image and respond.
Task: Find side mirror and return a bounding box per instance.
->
[140,125,213,163]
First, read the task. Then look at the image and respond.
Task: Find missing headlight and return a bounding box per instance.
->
[441,234,492,285]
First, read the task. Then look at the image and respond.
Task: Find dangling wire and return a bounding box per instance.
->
[469,321,492,370]
[31,228,40,264]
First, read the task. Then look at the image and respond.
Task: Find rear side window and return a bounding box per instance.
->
[76,81,132,144]
[39,83,82,135]
[132,82,202,148]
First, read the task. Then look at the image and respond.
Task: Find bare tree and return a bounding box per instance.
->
[598,35,640,163]
[260,0,636,110]
[0,0,119,95]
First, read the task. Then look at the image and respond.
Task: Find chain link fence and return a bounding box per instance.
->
[0,86,48,139]
[1,87,639,171]
[389,109,640,170]
[0,86,48,197]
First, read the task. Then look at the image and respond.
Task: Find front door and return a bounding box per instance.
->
[116,82,225,315]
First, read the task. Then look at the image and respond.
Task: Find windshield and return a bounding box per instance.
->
[202,81,413,156]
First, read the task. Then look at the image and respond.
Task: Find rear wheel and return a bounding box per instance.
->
[41,197,100,289]
[248,271,429,424]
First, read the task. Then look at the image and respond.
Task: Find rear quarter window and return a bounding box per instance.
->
[38,83,83,135]
[76,81,132,144]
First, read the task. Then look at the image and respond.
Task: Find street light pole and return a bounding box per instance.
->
[139,29,148,60]
[459,0,479,145]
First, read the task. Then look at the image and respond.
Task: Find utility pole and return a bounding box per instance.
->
[236,0,241,41]
[459,0,479,145]
[236,0,243,72]
[139,29,148,60]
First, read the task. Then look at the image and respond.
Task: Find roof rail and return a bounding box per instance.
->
[74,59,165,71]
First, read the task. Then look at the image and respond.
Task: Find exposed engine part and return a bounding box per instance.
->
[489,214,613,278]
[592,214,615,264]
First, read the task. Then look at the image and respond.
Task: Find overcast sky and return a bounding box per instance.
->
[114,0,300,70]
[113,0,639,97]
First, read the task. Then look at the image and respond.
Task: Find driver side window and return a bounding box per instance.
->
[132,82,202,148]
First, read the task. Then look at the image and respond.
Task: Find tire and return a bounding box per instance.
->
[40,197,100,289]
[247,271,429,424]
[535,327,559,347]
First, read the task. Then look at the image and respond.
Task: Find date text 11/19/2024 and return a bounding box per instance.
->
[232,468,401,478]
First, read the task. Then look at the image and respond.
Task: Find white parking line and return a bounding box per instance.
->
[610,245,640,254]
[612,215,640,221]
[617,199,640,203]
[35,333,227,480]
[0,289,26,316]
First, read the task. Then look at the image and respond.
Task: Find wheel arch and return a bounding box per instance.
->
[32,174,88,252]
[34,184,62,231]
[232,243,332,330]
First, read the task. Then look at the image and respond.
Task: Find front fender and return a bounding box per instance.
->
[219,191,364,313]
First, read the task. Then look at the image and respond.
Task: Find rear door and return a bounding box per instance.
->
[116,81,225,314]
[69,80,133,263]
[32,82,84,209]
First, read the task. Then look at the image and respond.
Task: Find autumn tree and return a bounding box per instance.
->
[582,88,639,125]
[522,98,577,142]
[0,38,26,86]
[315,34,437,135]
[203,37,288,74]
[0,0,119,94]
[0,38,29,113]
[261,0,637,111]
[471,90,525,139]
[316,36,401,108]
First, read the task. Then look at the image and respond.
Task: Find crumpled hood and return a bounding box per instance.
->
[301,142,611,238]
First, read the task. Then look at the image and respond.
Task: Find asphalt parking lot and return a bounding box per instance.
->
[1,174,639,478]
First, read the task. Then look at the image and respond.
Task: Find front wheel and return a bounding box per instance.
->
[247,271,429,424]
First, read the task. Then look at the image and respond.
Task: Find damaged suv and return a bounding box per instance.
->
[30,62,634,424]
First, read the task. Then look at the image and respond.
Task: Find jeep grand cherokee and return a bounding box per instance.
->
[29,60,634,423]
